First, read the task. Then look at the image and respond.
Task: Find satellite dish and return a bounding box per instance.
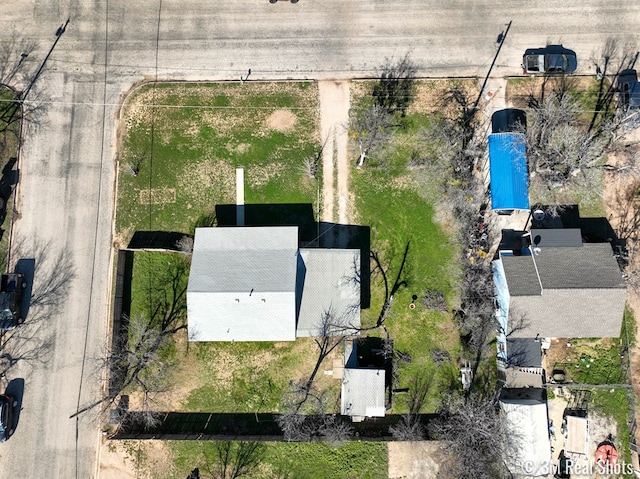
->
[533,209,545,221]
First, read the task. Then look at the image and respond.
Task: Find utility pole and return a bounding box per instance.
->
[473,20,512,113]
[3,18,69,129]
[21,18,70,102]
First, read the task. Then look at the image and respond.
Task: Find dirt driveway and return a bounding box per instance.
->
[318,80,351,228]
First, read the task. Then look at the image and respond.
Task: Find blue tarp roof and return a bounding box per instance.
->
[488,133,530,211]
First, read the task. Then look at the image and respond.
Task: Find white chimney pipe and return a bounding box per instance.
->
[236,167,245,226]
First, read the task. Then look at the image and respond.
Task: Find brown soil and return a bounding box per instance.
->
[388,441,450,479]
[266,109,297,132]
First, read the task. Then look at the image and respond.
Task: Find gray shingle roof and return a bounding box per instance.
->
[501,254,542,296]
[296,249,361,337]
[502,243,624,296]
[530,228,583,247]
[499,242,626,338]
[534,243,624,289]
[509,288,627,338]
[187,227,298,342]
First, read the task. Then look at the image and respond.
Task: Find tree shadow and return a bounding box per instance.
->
[0,240,75,378]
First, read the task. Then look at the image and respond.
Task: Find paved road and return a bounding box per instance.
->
[0,1,638,477]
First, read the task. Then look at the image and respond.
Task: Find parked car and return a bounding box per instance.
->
[522,45,577,74]
[0,273,26,330]
[491,108,526,134]
[269,0,299,3]
[617,69,640,109]
[0,394,17,442]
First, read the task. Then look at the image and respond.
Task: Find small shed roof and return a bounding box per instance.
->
[341,368,386,418]
[566,415,589,456]
[500,390,551,476]
[187,227,298,342]
[488,133,530,212]
[507,338,542,368]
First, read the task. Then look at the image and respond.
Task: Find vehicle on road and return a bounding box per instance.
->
[522,45,577,75]
[617,69,640,109]
[0,394,17,442]
[0,273,25,330]
[269,0,299,3]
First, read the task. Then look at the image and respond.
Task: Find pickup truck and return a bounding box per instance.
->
[0,273,25,330]
[522,45,577,75]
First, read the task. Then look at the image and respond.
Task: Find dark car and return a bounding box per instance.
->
[0,273,25,330]
[491,108,526,134]
[617,69,640,109]
[0,394,17,442]
[522,45,577,74]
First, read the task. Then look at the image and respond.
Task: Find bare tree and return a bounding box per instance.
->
[318,415,354,444]
[522,39,640,206]
[431,392,508,479]
[372,53,418,117]
[201,441,266,479]
[350,104,394,168]
[389,413,425,441]
[73,253,189,420]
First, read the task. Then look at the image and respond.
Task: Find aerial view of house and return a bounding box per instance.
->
[0,3,640,479]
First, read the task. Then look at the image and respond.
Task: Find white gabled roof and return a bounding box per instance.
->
[187,227,298,342]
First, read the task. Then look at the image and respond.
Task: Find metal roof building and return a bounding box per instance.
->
[341,368,386,419]
[296,248,361,337]
[500,388,551,477]
[488,133,530,212]
[187,226,361,342]
[187,226,298,342]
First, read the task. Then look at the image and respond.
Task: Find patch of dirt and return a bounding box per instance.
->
[388,441,449,479]
[266,109,297,132]
[409,79,479,116]
[505,76,599,109]
[99,440,143,479]
[318,80,351,231]
[602,129,640,444]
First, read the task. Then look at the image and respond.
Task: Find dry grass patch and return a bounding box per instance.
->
[266,109,297,132]
[139,188,176,205]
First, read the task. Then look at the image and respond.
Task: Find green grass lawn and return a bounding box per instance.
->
[349,80,465,412]
[169,441,388,479]
[116,81,320,244]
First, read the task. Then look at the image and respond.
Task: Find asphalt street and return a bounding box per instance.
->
[0,1,638,477]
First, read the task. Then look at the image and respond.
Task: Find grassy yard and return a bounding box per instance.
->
[116,81,320,244]
[0,86,21,270]
[116,79,468,476]
[589,388,635,478]
[130,440,388,479]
